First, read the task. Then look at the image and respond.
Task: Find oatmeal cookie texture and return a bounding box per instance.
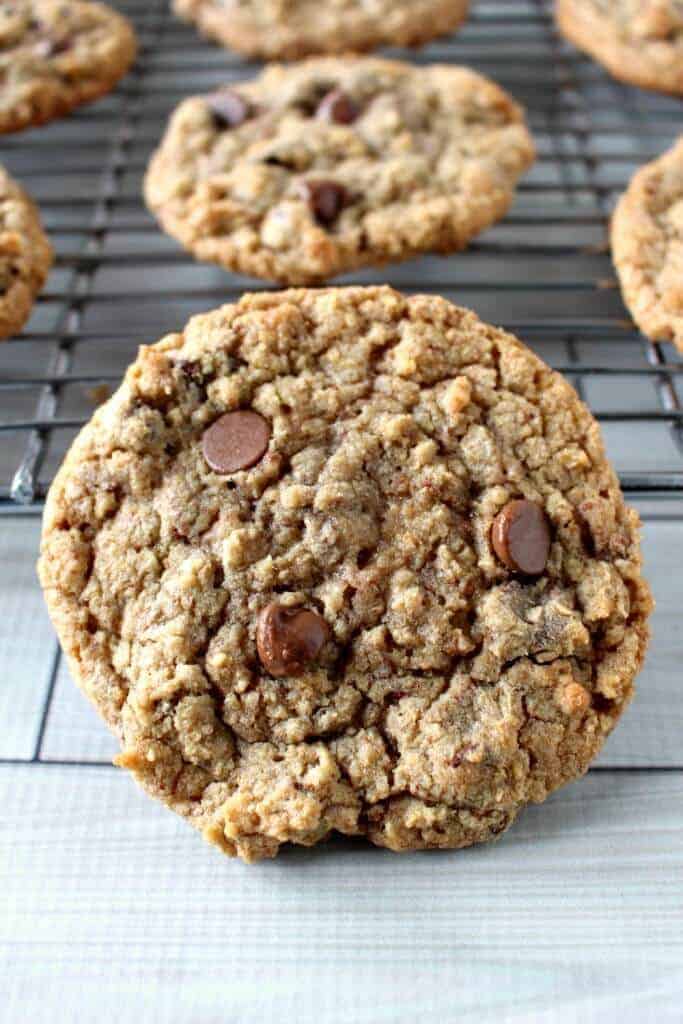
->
[173,0,470,61]
[0,0,137,134]
[39,287,653,863]
[145,57,535,285]
[0,164,52,339]
[612,137,683,353]
[556,0,683,95]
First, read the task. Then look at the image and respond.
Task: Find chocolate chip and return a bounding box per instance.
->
[491,499,551,576]
[176,359,202,383]
[206,89,251,130]
[202,410,270,474]
[592,692,614,714]
[316,88,360,125]
[263,153,297,170]
[300,180,347,226]
[386,691,407,706]
[256,602,330,678]
[449,743,475,768]
[34,36,71,58]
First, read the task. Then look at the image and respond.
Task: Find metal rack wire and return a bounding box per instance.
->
[1,0,683,517]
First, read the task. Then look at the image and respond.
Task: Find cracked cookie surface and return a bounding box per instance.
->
[39,286,653,863]
[0,0,137,133]
[145,57,535,285]
[0,163,52,339]
[173,0,470,61]
[557,0,683,94]
[612,137,683,353]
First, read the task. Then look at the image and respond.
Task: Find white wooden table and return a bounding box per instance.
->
[2,513,682,1023]
[1,3,683,1021]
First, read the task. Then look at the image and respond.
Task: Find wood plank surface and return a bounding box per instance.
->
[0,519,56,759]
[1,765,682,1024]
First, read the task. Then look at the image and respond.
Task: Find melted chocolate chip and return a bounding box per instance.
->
[491,499,551,576]
[592,692,615,714]
[300,179,347,226]
[264,153,298,170]
[34,35,71,58]
[316,88,360,125]
[202,410,270,474]
[256,602,330,678]
[386,691,407,706]
[206,89,251,130]
[176,359,202,383]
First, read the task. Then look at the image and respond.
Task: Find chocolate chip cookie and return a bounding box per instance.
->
[0,164,52,339]
[145,57,535,285]
[39,286,653,863]
[556,0,683,95]
[0,0,137,134]
[612,137,683,353]
[174,0,470,61]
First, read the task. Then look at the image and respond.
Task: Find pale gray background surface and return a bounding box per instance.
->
[1,2,682,1021]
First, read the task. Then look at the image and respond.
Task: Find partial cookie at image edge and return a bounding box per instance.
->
[0,1,138,134]
[173,0,470,61]
[0,165,52,340]
[611,136,683,353]
[556,0,683,96]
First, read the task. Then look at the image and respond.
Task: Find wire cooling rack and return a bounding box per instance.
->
[1,0,683,517]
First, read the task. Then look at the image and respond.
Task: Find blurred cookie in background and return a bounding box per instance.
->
[145,56,535,284]
[0,0,137,133]
[612,136,683,353]
[0,164,52,340]
[557,0,683,95]
[174,0,470,61]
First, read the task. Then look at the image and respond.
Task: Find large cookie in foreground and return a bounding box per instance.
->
[174,0,470,61]
[556,0,683,95]
[145,57,535,285]
[0,0,137,134]
[612,137,683,353]
[0,164,52,340]
[39,287,652,863]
